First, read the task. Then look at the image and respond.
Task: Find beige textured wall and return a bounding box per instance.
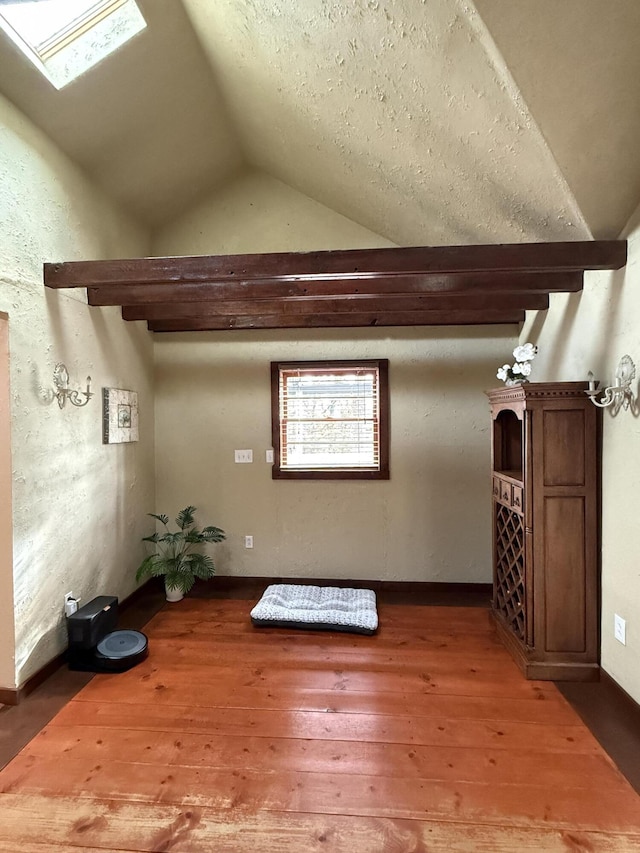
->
[152,169,396,255]
[153,172,517,585]
[155,329,512,583]
[520,203,640,705]
[0,313,14,688]
[0,94,155,687]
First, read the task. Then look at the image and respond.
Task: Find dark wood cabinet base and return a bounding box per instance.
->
[492,610,600,682]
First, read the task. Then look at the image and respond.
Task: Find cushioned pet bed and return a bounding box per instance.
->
[250,584,378,635]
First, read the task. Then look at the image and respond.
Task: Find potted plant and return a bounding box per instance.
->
[136,506,226,601]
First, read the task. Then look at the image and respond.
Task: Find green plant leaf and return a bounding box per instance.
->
[201,526,226,542]
[135,555,167,582]
[163,531,186,546]
[184,529,203,543]
[185,553,215,580]
[163,570,193,595]
[142,532,160,543]
[148,513,169,526]
[176,506,196,530]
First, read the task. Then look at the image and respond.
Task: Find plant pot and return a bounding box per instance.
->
[164,581,184,603]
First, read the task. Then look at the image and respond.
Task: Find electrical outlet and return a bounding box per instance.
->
[64,591,79,617]
[244,535,254,549]
[614,614,626,645]
[235,449,253,463]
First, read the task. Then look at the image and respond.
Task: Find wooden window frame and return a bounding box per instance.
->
[271,359,390,481]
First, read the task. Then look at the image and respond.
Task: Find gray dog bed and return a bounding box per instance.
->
[250,584,378,635]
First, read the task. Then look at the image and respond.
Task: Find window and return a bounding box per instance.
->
[0,0,146,89]
[271,360,389,480]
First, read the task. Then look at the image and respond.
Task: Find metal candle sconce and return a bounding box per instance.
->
[585,355,636,413]
[52,363,92,408]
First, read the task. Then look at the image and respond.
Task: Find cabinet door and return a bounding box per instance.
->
[531,404,596,659]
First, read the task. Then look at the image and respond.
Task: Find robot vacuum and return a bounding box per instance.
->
[66,595,148,672]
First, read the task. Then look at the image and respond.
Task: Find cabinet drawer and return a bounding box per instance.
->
[492,477,501,500]
[511,484,523,512]
[493,476,523,512]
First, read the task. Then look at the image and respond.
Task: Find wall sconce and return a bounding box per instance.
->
[585,355,636,413]
[52,363,93,409]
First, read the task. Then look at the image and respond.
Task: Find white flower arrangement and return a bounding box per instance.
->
[497,343,538,386]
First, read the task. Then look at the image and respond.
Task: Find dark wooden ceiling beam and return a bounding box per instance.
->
[148,309,526,332]
[122,292,549,322]
[43,241,625,331]
[90,271,581,307]
[44,240,626,288]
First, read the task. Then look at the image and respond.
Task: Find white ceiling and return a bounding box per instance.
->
[1,0,639,244]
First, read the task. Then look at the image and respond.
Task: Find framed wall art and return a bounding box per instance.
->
[102,388,139,444]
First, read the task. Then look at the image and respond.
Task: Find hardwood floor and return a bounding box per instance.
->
[0,596,638,851]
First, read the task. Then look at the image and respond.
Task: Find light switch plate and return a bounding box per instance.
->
[614,614,626,645]
[235,449,253,463]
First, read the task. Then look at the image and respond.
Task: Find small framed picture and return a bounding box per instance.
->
[103,388,139,443]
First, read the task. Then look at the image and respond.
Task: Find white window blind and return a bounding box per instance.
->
[278,365,381,471]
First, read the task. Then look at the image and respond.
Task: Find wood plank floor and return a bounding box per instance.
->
[0,598,638,852]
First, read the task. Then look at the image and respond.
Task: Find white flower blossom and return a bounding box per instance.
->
[496,345,538,385]
[513,342,537,362]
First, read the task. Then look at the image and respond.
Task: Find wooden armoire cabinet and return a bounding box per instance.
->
[487,383,601,681]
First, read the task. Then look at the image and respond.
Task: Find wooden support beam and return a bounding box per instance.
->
[43,240,625,332]
[122,293,549,321]
[90,272,580,307]
[44,240,626,288]
[148,309,526,332]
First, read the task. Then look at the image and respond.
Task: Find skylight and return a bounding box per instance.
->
[0,0,146,89]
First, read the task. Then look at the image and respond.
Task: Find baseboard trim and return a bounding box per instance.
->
[599,670,640,722]
[558,669,640,793]
[0,653,60,706]
[0,687,20,705]
[199,575,493,606]
[0,580,161,706]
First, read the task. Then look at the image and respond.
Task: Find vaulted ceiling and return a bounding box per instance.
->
[1,0,640,248]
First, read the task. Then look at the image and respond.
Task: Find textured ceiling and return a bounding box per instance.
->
[1,0,639,243]
[474,0,640,239]
[181,0,587,246]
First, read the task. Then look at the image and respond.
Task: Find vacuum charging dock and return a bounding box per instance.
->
[67,595,148,673]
